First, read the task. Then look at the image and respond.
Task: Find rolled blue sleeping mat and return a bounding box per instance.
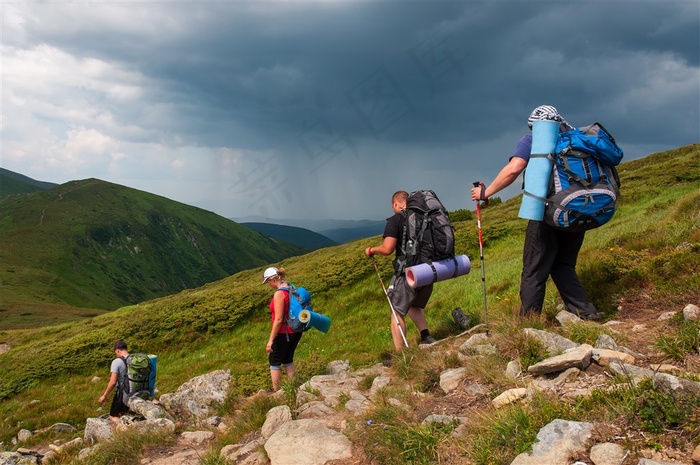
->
[299,309,331,333]
[518,120,559,221]
[148,354,157,397]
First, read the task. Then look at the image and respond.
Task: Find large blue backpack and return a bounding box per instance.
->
[544,122,623,232]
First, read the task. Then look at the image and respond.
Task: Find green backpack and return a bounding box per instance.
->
[120,353,153,403]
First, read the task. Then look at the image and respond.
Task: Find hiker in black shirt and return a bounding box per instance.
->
[365,190,436,351]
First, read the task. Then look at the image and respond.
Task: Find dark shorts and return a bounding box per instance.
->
[110,389,130,417]
[269,332,303,369]
[386,275,433,316]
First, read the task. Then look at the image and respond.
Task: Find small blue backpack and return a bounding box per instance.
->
[544,122,623,231]
[278,284,313,333]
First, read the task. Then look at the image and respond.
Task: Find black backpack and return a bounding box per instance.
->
[396,190,455,275]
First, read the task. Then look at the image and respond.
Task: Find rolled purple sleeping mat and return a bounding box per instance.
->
[405,255,471,288]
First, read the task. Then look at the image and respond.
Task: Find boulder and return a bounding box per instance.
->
[159,369,231,423]
[264,419,352,465]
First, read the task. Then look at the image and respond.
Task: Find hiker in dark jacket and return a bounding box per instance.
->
[98,340,130,422]
[365,190,436,352]
[262,267,302,391]
[470,105,600,321]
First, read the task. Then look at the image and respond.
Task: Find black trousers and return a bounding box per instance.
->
[110,389,130,417]
[520,220,597,317]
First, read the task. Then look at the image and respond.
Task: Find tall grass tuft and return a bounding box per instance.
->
[655,318,700,360]
[348,400,458,465]
[462,393,578,465]
[70,428,174,465]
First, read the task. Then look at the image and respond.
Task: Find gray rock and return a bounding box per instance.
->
[16,429,32,442]
[492,388,527,408]
[439,367,468,393]
[261,405,292,440]
[47,423,76,433]
[555,310,581,326]
[683,303,700,321]
[510,419,594,465]
[459,333,489,350]
[221,438,265,464]
[127,397,174,421]
[159,369,231,423]
[327,360,350,375]
[344,390,371,414]
[302,373,359,407]
[589,442,627,465]
[638,459,687,465]
[0,451,39,465]
[591,348,636,366]
[369,373,391,396]
[653,372,700,398]
[657,311,677,321]
[522,328,578,355]
[595,334,618,350]
[264,419,352,465]
[422,414,456,425]
[180,430,215,445]
[527,344,592,376]
[505,360,522,379]
[608,362,655,386]
[83,417,114,443]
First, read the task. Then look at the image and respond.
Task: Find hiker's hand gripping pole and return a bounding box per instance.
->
[370,256,409,348]
[473,182,489,336]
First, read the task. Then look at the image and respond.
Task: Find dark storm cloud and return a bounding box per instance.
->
[3,1,698,220]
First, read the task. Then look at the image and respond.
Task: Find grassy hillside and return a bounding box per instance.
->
[0,144,698,449]
[0,168,58,196]
[242,222,337,250]
[0,178,306,320]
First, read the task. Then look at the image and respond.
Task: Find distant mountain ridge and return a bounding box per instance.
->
[0,167,58,196]
[233,216,385,243]
[0,178,306,314]
[241,222,337,250]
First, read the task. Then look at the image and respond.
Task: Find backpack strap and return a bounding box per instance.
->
[118,356,129,395]
[396,210,409,276]
[276,285,293,341]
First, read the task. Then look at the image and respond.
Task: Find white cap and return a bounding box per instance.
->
[262,267,278,284]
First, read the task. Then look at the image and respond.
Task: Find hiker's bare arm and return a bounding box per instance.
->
[267,290,285,353]
[366,236,397,257]
[471,157,527,200]
[98,371,119,403]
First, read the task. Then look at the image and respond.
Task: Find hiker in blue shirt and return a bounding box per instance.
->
[98,340,130,422]
[470,105,600,321]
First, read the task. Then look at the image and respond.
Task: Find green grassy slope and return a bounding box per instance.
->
[0,145,698,440]
[0,178,306,315]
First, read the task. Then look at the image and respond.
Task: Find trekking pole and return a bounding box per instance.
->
[473,182,489,336]
[370,256,409,348]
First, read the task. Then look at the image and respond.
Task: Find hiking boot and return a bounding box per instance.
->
[381,359,393,367]
[451,307,472,330]
[420,335,437,345]
[580,312,601,321]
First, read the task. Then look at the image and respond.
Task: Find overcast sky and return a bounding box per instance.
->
[2,1,698,222]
